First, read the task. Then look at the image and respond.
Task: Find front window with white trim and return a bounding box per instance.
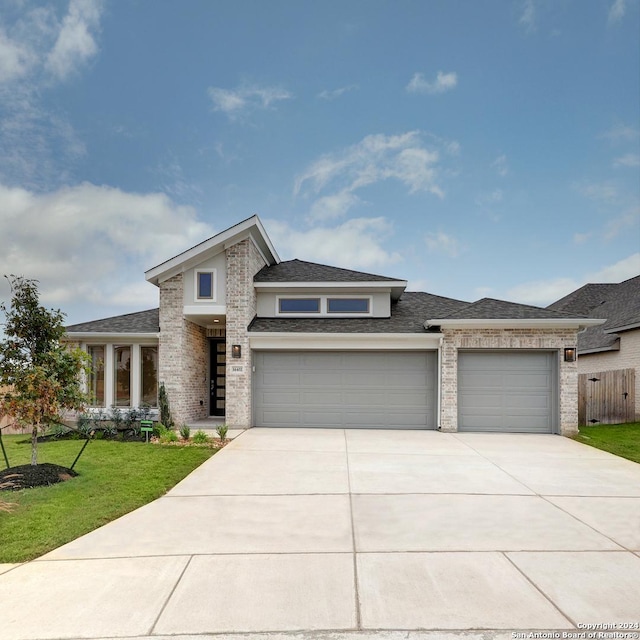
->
[327,297,369,313]
[276,295,372,316]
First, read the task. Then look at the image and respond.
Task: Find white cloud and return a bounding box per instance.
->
[491,154,509,176]
[406,71,458,95]
[0,181,213,312]
[613,153,640,168]
[265,217,402,270]
[317,84,358,100]
[295,131,447,221]
[207,83,293,118]
[573,232,591,244]
[604,207,640,240]
[600,123,640,143]
[308,191,361,222]
[425,231,462,258]
[608,0,627,25]
[475,189,504,207]
[576,181,618,204]
[0,2,104,187]
[507,254,640,305]
[519,0,536,33]
[0,28,35,82]
[44,0,102,80]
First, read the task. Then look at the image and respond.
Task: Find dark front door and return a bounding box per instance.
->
[210,339,226,416]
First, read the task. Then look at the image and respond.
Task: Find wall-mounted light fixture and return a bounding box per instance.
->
[564,347,576,362]
[232,344,242,359]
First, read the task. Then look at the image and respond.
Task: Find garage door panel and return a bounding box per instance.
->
[458,351,556,433]
[254,351,436,429]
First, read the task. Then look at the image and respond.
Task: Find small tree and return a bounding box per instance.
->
[0,276,91,466]
[158,382,174,429]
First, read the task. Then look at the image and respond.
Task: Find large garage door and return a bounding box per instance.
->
[254,351,437,429]
[458,351,556,433]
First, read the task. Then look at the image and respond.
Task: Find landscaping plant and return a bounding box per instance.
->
[0,276,91,466]
[179,424,191,440]
[216,424,228,443]
[192,430,209,444]
[158,383,174,429]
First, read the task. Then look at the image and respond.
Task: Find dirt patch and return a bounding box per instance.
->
[0,463,78,490]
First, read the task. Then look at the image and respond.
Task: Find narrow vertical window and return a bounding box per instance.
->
[141,346,158,407]
[197,271,214,300]
[114,346,131,407]
[88,345,105,407]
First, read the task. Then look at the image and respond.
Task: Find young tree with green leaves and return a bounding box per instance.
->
[0,275,91,466]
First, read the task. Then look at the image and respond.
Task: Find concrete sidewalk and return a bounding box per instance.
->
[0,429,639,639]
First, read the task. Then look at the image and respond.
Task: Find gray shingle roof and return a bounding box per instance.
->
[433,298,581,321]
[548,275,640,353]
[254,259,402,283]
[249,292,469,333]
[66,308,159,333]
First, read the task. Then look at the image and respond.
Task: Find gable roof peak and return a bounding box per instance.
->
[145,214,279,286]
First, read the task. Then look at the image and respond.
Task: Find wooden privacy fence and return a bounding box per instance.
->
[578,368,636,426]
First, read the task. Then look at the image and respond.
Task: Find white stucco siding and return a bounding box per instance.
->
[182,252,227,305]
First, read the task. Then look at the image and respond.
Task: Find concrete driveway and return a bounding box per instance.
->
[1,428,639,640]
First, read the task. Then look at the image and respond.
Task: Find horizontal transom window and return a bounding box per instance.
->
[275,295,373,316]
[279,298,321,313]
[327,298,369,313]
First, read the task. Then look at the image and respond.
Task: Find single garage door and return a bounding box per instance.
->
[458,351,556,433]
[253,351,437,428]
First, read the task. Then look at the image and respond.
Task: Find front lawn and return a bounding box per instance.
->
[573,422,640,464]
[0,434,216,562]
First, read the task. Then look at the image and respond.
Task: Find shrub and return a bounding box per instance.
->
[216,424,228,442]
[192,430,209,444]
[158,383,174,429]
[154,423,168,438]
[159,429,178,444]
[179,424,190,440]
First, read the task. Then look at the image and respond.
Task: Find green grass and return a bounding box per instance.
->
[573,422,640,464]
[0,434,216,562]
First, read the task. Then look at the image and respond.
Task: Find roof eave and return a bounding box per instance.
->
[604,321,640,334]
[425,318,606,329]
[578,344,620,355]
[145,215,280,286]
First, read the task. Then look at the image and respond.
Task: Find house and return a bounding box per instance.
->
[65,215,604,436]
[549,275,640,422]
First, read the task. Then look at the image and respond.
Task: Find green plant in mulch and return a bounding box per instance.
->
[192,430,209,444]
[216,424,228,443]
[179,424,191,441]
[159,429,178,444]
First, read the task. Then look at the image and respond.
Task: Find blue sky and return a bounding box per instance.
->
[0,0,638,325]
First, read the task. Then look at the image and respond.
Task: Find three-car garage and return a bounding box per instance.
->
[253,349,558,433]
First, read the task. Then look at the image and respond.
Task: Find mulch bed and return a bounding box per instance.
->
[0,463,78,490]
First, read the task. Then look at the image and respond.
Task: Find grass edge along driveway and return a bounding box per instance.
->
[0,435,216,563]
[572,422,640,464]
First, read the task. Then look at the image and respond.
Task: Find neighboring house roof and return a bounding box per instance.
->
[435,298,581,320]
[548,275,640,353]
[145,215,280,286]
[66,308,160,334]
[254,259,403,283]
[250,292,469,334]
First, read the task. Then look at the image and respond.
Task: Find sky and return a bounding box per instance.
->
[0,0,638,326]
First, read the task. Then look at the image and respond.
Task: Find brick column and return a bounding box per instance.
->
[225,238,266,428]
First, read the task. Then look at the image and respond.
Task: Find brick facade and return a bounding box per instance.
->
[158,273,208,424]
[577,329,640,420]
[225,238,267,428]
[440,328,579,436]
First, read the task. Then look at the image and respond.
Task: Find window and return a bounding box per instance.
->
[141,346,158,407]
[278,298,321,313]
[196,271,215,300]
[114,346,131,407]
[327,298,369,313]
[88,346,105,407]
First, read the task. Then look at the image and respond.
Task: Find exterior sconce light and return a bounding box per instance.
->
[564,347,576,363]
[232,344,242,359]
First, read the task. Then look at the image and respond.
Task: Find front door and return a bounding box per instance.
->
[209,339,226,416]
